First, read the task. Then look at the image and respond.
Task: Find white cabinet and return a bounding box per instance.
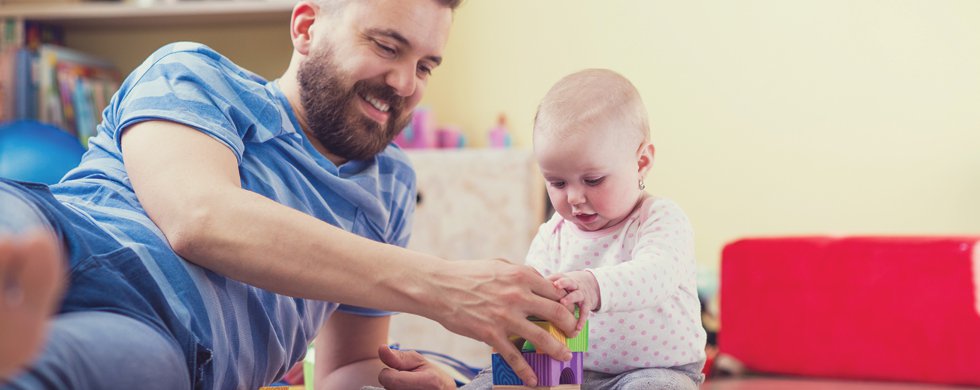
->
[388,149,547,366]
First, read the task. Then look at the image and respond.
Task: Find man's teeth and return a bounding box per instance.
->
[365,96,390,112]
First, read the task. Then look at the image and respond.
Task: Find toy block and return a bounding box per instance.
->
[523,351,583,386]
[522,320,588,353]
[565,320,588,352]
[492,353,524,386]
[533,320,567,344]
[492,385,581,389]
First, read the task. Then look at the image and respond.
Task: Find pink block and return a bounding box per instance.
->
[720,236,980,386]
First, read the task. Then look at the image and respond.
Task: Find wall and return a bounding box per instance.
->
[420,0,980,280]
[66,1,980,280]
[67,21,292,80]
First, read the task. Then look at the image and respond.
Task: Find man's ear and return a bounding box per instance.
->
[290,1,318,56]
[637,142,655,176]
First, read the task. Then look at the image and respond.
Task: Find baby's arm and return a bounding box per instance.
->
[547,271,599,331]
[590,199,695,314]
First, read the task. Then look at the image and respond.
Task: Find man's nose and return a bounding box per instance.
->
[386,62,417,97]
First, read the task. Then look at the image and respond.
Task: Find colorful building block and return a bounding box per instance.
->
[493,386,580,390]
[492,353,523,386]
[522,351,583,386]
[521,320,588,353]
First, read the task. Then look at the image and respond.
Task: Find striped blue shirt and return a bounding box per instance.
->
[50,42,416,388]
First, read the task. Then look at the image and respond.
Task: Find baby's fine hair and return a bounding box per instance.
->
[533,69,650,145]
[309,0,463,12]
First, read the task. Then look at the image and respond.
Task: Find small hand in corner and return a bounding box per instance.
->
[376,345,455,390]
[548,270,600,332]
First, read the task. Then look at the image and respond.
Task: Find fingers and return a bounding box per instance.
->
[19,232,64,311]
[376,346,454,390]
[575,305,590,331]
[377,345,425,372]
[552,276,579,292]
[524,267,567,302]
[512,308,572,359]
[378,367,435,390]
[488,336,540,387]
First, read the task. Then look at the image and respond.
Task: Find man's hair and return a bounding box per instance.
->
[534,68,650,146]
[310,0,462,11]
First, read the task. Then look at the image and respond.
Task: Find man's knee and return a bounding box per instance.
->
[0,186,51,236]
[6,311,191,390]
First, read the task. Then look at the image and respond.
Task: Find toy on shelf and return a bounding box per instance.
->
[394,107,434,149]
[394,107,466,149]
[435,126,466,148]
[491,311,587,390]
[488,113,512,148]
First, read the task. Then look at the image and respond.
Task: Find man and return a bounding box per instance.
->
[0,0,577,388]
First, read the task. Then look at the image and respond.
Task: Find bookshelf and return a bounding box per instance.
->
[0,1,294,78]
[0,0,294,141]
[0,1,296,28]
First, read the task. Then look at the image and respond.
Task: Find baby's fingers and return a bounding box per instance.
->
[575,305,591,331]
[552,277,579,291]
[558,290,586,308]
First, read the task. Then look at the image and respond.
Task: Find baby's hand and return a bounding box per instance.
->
[546,270,600,332]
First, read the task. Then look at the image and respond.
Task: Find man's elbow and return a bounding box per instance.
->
[164,201,220,260]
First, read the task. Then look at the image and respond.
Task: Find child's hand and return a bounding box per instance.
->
[547,270,600,332]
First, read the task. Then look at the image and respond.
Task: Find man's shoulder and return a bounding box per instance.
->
[131,41,266,87]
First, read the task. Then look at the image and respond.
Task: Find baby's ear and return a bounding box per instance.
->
[637,143,655,174]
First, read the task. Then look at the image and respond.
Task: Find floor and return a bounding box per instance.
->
[702,377,976,390]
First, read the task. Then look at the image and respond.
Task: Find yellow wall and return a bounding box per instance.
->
[421,0,980,274]
[65,1,980,276]
[67,21,292,80]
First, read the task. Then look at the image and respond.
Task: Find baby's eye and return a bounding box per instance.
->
[584,177,605,186]
[549,181,566,189]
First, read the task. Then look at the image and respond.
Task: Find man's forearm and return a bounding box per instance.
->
[170,186,436,313]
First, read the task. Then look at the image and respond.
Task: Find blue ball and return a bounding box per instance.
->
[0,120,85,185]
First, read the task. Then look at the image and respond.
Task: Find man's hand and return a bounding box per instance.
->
[376,345,454,390]
[419,259,578,387]
[548,270,601,332]
[0,230,63,380]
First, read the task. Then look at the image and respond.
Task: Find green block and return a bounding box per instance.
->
[567,320,589,352]
[521,319,589,352]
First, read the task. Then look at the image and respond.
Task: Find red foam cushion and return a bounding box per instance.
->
[719,236,980,386]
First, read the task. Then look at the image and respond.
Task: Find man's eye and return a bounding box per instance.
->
[375,41,396,56]
[417,64,432,76]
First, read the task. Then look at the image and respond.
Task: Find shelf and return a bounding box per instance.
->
[0,1,296,28]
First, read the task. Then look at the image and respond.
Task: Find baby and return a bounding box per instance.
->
[466,69,706,389]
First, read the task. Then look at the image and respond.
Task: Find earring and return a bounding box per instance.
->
[638,179,646,190]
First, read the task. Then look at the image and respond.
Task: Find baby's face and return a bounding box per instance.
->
[535,125,647,232]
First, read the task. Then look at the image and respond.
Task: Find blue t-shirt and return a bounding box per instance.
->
[50,42,416,388]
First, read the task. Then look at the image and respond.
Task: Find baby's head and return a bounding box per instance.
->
[533,69,654,232]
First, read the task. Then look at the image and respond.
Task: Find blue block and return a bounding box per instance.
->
[491,353,523,385]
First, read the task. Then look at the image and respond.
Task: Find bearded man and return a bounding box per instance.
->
[0,0,578,389]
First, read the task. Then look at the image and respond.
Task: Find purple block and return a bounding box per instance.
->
[522,351,583,386]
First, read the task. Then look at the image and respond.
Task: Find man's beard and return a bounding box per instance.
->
[297,46,409,161]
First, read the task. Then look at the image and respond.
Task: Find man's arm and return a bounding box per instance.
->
[121,120,576,386]
[313,312,389,389]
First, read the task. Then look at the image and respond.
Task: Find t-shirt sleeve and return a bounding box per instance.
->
[111,46,261,164]
[592,198,696,314]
